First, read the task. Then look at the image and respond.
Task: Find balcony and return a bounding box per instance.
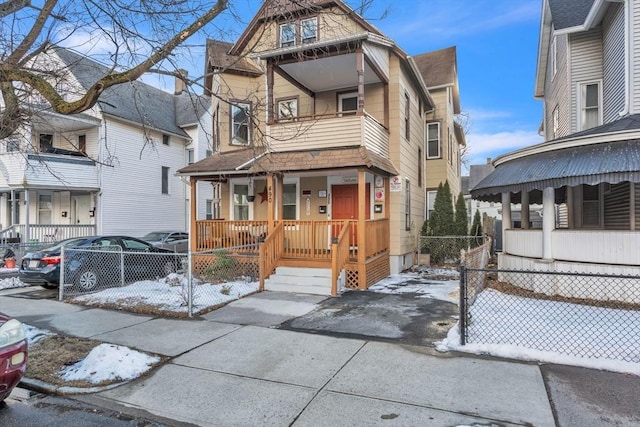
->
[267,112,389,157]
[0,151,99,190]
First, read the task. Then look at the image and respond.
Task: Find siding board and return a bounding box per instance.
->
[602,2,626,123]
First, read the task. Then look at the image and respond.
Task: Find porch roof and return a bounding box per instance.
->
[177,146,398,179]
[471,139,640,202]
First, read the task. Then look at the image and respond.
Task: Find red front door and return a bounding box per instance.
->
[332,184,370,244]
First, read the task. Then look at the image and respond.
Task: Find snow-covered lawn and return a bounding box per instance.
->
[0,270,28,290]
[369,267,459,304]
[69,273,259,315]
[437,288,640,376]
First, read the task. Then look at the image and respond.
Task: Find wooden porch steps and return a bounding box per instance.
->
[264,266,333,296]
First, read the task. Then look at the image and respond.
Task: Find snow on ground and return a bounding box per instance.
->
[437,288,640,376]
[70,273,259,313]
[0,272,28,290]
[369,267,459,304]
[59,343,160,384]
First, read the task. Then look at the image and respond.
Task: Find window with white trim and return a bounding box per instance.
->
[427,190,437,219]
[338,92,358,113]
[187,149,194,165]
[279,22,295,47]
[404,91,410,140]
[277,98,298,120]
[551,36,557,78]
[579,82,601,131]
[427,123,440,158]
[301,18,317,44]
[233,184,249,220]
[283,183,297,220]
[4,138,19,152]
[231,101,251,145]
[38,194,52,224]
[582,184,600,228]
[161,167,169,194]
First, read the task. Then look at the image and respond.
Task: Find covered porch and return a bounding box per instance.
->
[180,147,396,296]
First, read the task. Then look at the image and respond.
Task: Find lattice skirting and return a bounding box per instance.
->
[345,254,390,289]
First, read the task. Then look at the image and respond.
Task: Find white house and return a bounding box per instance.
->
[472,0,640,286]
[0,46,213,243]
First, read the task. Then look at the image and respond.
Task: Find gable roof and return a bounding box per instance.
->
[413,46,460,113]
[54,47,190,138]
[206,39,263,76]
[229,0,383,56]
[175,92,211,127]
[548,0,595,30]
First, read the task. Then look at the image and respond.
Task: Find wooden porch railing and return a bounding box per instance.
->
[195,220,268,250]
[259,222,284,291]
[331,222,351,296]
[281,220,357,260]
[0,224,96,244]
[365,218,390,259]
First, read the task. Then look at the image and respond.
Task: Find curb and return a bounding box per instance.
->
[20,376,128,395]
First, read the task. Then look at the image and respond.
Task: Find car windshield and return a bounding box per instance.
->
[141,232,169,241]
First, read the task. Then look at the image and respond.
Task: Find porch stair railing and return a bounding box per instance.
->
[259,222,284,291]
[331,222,351,296]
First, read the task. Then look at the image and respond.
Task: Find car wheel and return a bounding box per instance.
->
[75,269,100,291]
[40,282,58,290]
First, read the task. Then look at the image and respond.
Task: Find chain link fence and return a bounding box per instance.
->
[60,245,260,317]
[419,235,486,265]
[1,242,47,266]
[459,267,640,363]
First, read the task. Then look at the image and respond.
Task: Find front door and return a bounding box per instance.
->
[331,184,370,245]
[72,195,92,224]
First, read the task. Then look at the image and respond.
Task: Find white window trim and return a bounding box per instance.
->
[551,36,557,78]
[577,80,603,131]
[426,122,441,159]
[38,193,53,224]
[230,101,251,146]
[552,105,559,139]
[338,92,358,112]
[301,17,318,44]
[277,98,298,120]
[229,179,253,220]
[279,22,296,47]
[281,177,300,221]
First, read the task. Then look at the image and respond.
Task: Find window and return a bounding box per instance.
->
[206,149,213,158]
[162,134,170,145]
[5,138,19,152]
[39,134,53,152]
[338,92,358,113]
[552,105,559,139]
[161,166,169,194]
[448,133,453,165]
[280,22,295,47]
[207,183,221,220]
[78,135,86,154]
[277,98,298,120]
[38,194,52,224]
[283,183,297,219]
[418,148,423,188]
[301,18,317,44]
[427,190,437,219]
[405,179,411,231]
[426,123,440,158]
[206,199,213,220]
[404,91,410,140]
[231,101,251,145]
[582,184,600,228]
[580,82,601,130]
[187,149,194,165]
[233,184,249,220]
[212,106,220,152]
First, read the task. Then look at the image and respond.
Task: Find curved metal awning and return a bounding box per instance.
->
[472,139,640,202]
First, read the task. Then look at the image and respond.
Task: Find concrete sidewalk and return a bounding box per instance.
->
[0,288,559,426]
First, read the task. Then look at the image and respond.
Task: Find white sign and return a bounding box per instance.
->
[389,176,402,192]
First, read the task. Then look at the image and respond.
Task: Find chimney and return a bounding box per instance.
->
[175,69,188,95]
[486,157,492,164]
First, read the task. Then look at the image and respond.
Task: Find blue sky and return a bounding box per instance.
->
[138,0,545,173]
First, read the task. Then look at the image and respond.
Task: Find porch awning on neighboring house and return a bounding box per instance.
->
[176,146,398,179]
[472,139,640,203]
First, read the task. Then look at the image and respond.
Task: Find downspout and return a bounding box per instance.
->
[619,0,631,117]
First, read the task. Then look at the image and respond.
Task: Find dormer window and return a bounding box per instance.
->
[301,18,317,44]
[279,17,318,47]
[280,23,295,47]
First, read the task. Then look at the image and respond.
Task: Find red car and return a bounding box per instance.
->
[0,313,27,403]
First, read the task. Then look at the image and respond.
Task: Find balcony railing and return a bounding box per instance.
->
[268,112,389,157]
[0,152,98,189]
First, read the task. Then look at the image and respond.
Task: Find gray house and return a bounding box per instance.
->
[472,0,640,294]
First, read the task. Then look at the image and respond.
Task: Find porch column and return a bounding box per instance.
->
[10,190,17,226]
[267,174,275,232]
[25,189,30,243]
[357,170,367,289]
[190,178,197,252]
[356,48,365,111]
[521,191,530,229]
[501,192,511,253]
[542,187,555,260]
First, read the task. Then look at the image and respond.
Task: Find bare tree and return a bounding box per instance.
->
[0,0,230,140]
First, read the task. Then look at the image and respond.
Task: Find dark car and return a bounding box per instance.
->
[0,312,27,403]
[19,236,180,291]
